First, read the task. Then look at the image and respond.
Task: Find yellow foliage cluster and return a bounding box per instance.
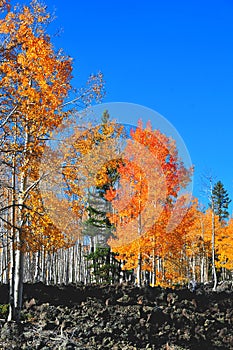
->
[110,198,233,286]
[0,1,74,254]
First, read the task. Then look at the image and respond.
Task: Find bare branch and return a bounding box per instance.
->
[0,105,18,128]
[0,203,30,213]
[0,215,20,231]
[22,173,48,202]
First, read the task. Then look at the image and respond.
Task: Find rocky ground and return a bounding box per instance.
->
[0,281,232,349]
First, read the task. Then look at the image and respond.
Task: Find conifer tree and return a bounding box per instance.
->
[212,181,231,223]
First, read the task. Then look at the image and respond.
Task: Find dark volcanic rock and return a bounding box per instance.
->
[0,282,232,349]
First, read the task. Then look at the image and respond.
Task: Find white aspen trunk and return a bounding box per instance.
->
[162,257,166,282]
[14,188,26,319]
[26,252,31,282]
[6,242,10,284]
[47,252,51,284]
[76,243,80,283]
[8,124,31,321]
[8,245,15,321]
[42,248,46,283]
[3,208,9,285]
[29,253,32,282]
[8,212,25,321]
[58,249,62,285]
[205,253,209,283]
[79,242,83,283]
[13,232,24,321]
[192,255,196,281]
[200,220,205,283]
[52,251,57,284]
[34,250,40,282]
[200,255,205,284]
[136,210,142,287]
[222,266,226,281]
[212,209,217,291]
[8,149,17,321]
[66,248,70,285]
[71,245,76,283]
[55,250,58,284]
[64,248,68,284]
[58,250,61,284]
[136,251,142,286]
[50,252,53,284]
[23,252,28,282]
[5,192,11,285]
[8,243,15,321]
[209,179,217,291]
[62,249,65,284]
[151,248,156,287]
[4,192,10,284]
[57,250,61,284]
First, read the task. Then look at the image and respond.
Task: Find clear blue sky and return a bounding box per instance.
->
[16,0,233,209]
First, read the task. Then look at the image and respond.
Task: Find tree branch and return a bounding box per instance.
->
[0,105,18,128]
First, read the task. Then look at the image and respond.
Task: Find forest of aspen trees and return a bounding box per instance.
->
[0,0,233,322]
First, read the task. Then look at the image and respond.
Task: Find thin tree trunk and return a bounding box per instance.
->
[13,233,24,322]
[151,248,156,287]
[34,250,41,282]
[200,219,205,283]
[192,255,196,281]
[136,207,142,287]
[42,247,46,283]
[71,245,75,283]
[66,248,70,285]
[8,148,16,321]
[200,255,205,283]
[8,237,15,321]
[212,206,217,291]
[137,251,142,286]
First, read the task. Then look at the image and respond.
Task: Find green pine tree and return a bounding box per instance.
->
[83,188,113,247]
[212,181,231,223]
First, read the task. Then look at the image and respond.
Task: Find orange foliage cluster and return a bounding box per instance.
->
[104,121,233,286]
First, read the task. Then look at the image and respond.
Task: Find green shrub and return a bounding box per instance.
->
[0,304,9,319]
